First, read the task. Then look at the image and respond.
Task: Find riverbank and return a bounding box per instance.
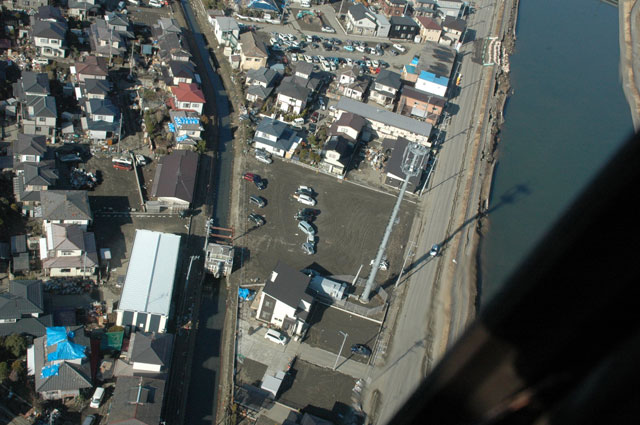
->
[619,0,640,131]
[472,0,520,308]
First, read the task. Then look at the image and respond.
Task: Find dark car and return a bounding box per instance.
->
[351,344,372,356]
[301,208,320,217]
[249,195,266,208]
[179,208,196,219]
[254,176,266,190]
[248,213,265,227]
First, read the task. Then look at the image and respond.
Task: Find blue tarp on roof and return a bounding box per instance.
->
[47,340,86,361]
[46,327,69,347]
[40,364,60,379]
[247,0,278,11]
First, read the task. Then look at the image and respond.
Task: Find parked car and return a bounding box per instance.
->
[243,172,257,182]
[248,213,265,227]
[344,45,355,52]
[351,344,372,356]
[135,154,147,165]
[429,244,441,257]
[393,43,406,52]
[298,220,315,236]
[321,26,336,33]
[249,195,266,208]
[301,242,316,255]
[296,185,315,197]
[254,176,266,190]
[310,111,319,123]
[264,329,288,345]
[179,208,196,219]
[90,387,105,408]
[295,193,316,206]
[256,154,273,164]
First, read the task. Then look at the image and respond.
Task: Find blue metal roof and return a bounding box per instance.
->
[418,70,449,87]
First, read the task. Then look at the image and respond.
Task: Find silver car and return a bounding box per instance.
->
[302,242,315,255]
[298,220,315,236]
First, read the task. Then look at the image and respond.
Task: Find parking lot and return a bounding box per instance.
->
[235,157,416,286]
[304,302,381,363]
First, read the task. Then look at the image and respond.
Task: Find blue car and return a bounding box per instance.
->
[344,45,354,52]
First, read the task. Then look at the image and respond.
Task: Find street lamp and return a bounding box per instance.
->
[333,331,348,370]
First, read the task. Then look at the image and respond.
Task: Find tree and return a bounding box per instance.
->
[195,140,207,154]
[4,334,27,358]
[0,362,8,382]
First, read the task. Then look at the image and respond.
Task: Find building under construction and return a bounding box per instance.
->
[203,219,234,278]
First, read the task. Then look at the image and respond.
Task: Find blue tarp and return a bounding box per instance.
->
[40,364,60,379]
[46,327,68,347]
[238,288,255,301]
[47,341,86,361]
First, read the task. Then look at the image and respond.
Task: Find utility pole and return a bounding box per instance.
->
[361,143,428,302]
[334,331,348,370]
[394,241,415,288]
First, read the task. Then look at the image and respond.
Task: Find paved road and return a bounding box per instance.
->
[362,1,507,424]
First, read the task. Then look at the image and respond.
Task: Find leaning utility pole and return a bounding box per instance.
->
[360,142,428,303]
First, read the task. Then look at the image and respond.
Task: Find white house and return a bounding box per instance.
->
[40,223,98,277]
[275,81,310,115]
[115,230,181,333]
[252,117,301,158]
[40,190,92,230]
[346,4,378,36]
[32,20,67,58]
[170,82,205,114]
[256,262,313,337]
[415,70,449,97]
[211,16,239,47]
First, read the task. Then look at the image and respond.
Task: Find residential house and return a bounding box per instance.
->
[13,162,58,203]
[321,135,353,175]
[275,80,311,115]
[206,9,225,26]
[239,31,268,71]
[374,13,391,38]
[401,43,456,93]
[0,280,52,337]
[79,78,112,100]
[125,332,173,374]
[156,17,181,34]
[335,97,433,145]
[441,15,467,45]
[107,376,165,425]
[31,11,67,58]
[412,0,438,17]
[150,150,198,210]
[73,56,109,82]
[245,67,279,103]
[89,19,126,58]
[398,85,446,124]
[252,117,301,158]
[13,72,57,140]
[383,136,423,192]
[30,326,92,400]
[82,98,119,141]
[211,16,240,47]
[12,133,47,164]
[415,15,442,42]
[294,61,313,81]
[168,110,204,148]
[3,0,48,11]
[68,0,100,19]
[437,0,465,17]
[40,223,98,277]
[255,262,313,337]
[105,12,134,39]
[40,190,92,229]
[346,4,378,36]
[341,80,369,101]
[170,82,205,114]
[115,230,181,333]
[337,66,358,86]
[156,32,192,64]
[380,0,407,16]
[168,60,196,85]
[388,15,420,40]
[369,69,402,108]
[327,111,366,142]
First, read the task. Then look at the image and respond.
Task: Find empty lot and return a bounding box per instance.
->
[235,157,416,287]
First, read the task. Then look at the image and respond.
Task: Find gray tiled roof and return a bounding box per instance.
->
[263,262,311,310]
[348,3,375,23]
[108,376,165,425]
[0,290,43,320]
[32,20,67,40]
[276,80,310,102]
[13,134,47,157]
[129,332,173,367]
[375,69,402,91]
[336,97,433,137]
[151,150,198,204]
[40,190,92,222]
[10,280,44,310]
[0,315,52,337]
[25,95,57,118]
[16,72,51,98]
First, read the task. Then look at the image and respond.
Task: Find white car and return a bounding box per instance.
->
[346,58,353,66]
[295,194,316,206]
[264,329,288,345]
[372,60,379,68]
[298,220,315,237]
[304,54,313,63]
[321,26,336,33]
[356,45,365,53]
[393,43,406,52]
[291,53,298,62]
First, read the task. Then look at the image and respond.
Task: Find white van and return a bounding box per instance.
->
[128,0,140,5]
[293,117,305,127]
[90,387,105,408]
[148,0,162,7]
[264,329,287,345]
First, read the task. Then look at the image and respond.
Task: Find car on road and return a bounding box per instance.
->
[249,195,266,208]
[248,213,265,227]
[264,329,288,345]
[429,244,440,257]
[301,241,316,255]
[298,220,315,236]
[296,185,315,197]
[295,193,316,206]
[351,344,372,356]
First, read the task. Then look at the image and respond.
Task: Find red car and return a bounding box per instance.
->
[242,172,257,182]
[310,112,319,123]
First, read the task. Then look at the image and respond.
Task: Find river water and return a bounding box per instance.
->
[480,0,634,304]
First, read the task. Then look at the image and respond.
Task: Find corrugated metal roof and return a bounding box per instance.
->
[119,230,181,317]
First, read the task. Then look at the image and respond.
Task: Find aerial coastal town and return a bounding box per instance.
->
[0,0,523,424]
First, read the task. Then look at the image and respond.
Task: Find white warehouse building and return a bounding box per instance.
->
[115,230,181,333]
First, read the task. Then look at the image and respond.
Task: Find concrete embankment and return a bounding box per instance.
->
[619,0,640,131]
[472,0,520,305]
